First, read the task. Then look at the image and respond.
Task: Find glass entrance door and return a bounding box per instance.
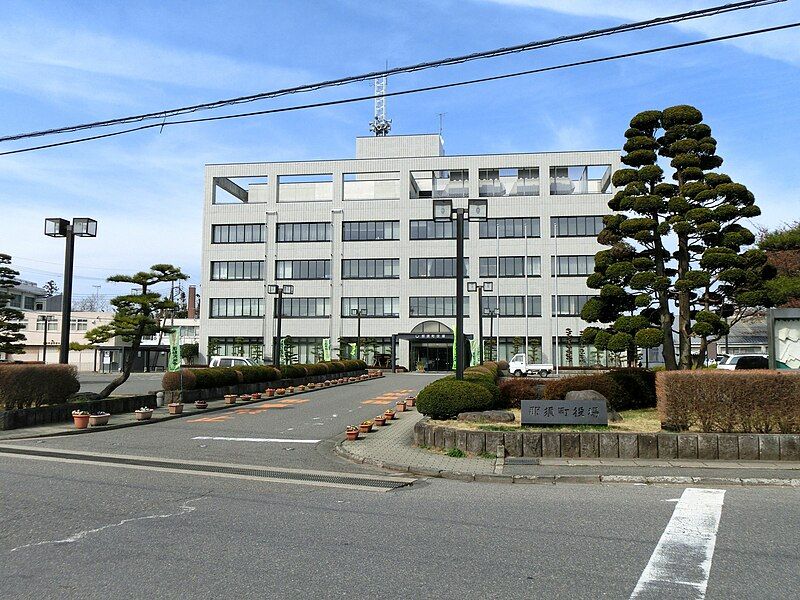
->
[411,342,452,372]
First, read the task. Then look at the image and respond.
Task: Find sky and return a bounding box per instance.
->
[1,0,798,300]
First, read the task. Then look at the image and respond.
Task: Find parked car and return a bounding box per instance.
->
[717,354,768,370]
[508,353,554,377]
[208,356,258,368]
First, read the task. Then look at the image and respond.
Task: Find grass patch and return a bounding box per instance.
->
[440,408,661,433]
[478,451,496,459]
[446,448,466,458]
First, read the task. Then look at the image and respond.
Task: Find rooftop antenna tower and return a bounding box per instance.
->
[369,64,391,136]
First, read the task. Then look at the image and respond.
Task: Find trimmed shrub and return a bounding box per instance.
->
[543,371,656,411]
[417,378,494,420]
[236,365,280,384]
[162,369,197,391]
[280,365,305,380]
[193,367,239,389]
[498,378,550,409]
[657,370,800,433]
[0,364,80,410]
[496,360,509,371]
[606,368,656,409]
[329,361,347,373]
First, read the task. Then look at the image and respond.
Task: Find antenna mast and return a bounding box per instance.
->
[369,71,391,136]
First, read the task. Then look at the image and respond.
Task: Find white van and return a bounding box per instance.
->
[508,354,554,377]
[208,356,258,368]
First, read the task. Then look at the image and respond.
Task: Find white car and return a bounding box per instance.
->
[716,354,767,370]
[208,356,258,368]
[508,353,554,377]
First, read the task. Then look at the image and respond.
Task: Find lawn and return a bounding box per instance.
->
[438,408,661,433]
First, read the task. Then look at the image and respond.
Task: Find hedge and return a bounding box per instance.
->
[416,378,494,420]
[161,360,368,391]
[657,370,800,433]
[0,364,81,410]
[498,378,550,409]
[543,368,655,411]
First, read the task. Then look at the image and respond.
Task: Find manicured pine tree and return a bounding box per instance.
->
[0,253,26,356]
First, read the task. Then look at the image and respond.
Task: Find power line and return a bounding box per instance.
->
[0,0,783,145]
[2,20,797,157]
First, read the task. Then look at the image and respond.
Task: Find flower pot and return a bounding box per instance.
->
[287,387,295,393]
[168,403,184,415]
[406,397,416,407]
[72,414,90,429]
[251,393,261,399]
[297,386,306,392]
[384,411,395,420]
[225,395,237,405]
[135,410,153,421]
[345,430,359,441]
[373,417,386,427]
[89,413,110,427]
[265,389,275,397]
[276,388,286,395]
[195,400,208,410]
[239,395,251,401]
[359,424,371,434]
[396,402,406,412]
[307,383,316,389]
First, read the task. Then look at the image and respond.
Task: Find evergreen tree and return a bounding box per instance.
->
[0,254,25,355]
[582,105,772,369]
[759,221,800,308]
[85,264,188,397]
[43,280,59,298]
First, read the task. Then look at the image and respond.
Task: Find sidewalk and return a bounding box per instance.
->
[336,410,800,487]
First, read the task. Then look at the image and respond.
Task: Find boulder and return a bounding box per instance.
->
[563,389,622,422]
[458,410,515,423]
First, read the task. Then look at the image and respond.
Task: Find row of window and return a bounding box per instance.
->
[208,255,593,281]
[209,295,593,318]
[30,317,89,332]
[210,216,605,244]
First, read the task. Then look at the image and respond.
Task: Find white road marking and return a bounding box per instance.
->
[10,497,201,553]
[191,436,320,444]
[631,488,726,599]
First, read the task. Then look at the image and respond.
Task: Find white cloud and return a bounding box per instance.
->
[481,0,800,67]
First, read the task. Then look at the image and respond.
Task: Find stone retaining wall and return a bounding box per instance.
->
[414,419,800,461]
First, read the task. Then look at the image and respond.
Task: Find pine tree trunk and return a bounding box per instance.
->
[652,227,678,370]
[677,234,693,369]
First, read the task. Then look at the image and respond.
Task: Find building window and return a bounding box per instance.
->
[409,296,469,317]
[479,218,540,238]
[36,316,58,331]
[527,295,542,317]
[180,326,199,337]
[551,216,604,237]
[10,294,21,308]
[23,297,35,310]
[478,167,540,197]
[479,256,541,278]
[211,223,265,244]
[550,165,612,195]
[274,336,329,363]
[410,258,469,278]
[484,336,544,363]
[552,255,595,276]
[275,260,330,280]
[551,295,595,316]
[342,258,399,279]
[410,169,469,199]
[209,298,264,318]
[70,318,88,332]
[341,297,400,317]
[342,220,400,241]
[276,222,332,242]
[409,219,469,240]
[481,295,525,317]
[339,337,395,364]
[211,261,265,281]
[208,337,263,359]
[277,297,331,318]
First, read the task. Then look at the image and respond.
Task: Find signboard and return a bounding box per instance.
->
[167,329,181,372]
[322,338,331,361]
[521,399,608,426]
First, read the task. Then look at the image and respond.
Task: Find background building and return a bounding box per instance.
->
[201,134,621,369]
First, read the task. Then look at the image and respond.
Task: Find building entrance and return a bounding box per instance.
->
[411,342,452,372]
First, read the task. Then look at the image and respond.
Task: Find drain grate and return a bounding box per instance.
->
[0,445,413,490]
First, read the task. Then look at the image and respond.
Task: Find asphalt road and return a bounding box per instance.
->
[78,372,167,396]
[1,374,798,599]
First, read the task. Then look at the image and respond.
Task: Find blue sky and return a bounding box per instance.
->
[1,0,798,299]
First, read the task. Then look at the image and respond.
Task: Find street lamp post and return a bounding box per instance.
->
[486,308,498,361]
[44,217,97,364]
[350,308,366,361]
[40,315,56,363]
[433,198,487,380]
[467,280,493,365]
[267,284,294,368]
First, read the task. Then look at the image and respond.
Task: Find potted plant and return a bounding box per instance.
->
[225,395,237,405]
[89,412,111,426]
[359,420,373,434]
[406,396,416,408]
[384,409,395,421]
[395,400,406,412]
[239,394,251,401]
[373,415,386,427]
[168,402,184,415]
[195,400,208,410]
[297,385,306,392]
[251,392,261,400]
[276,388,286,396]
[345,425,359,441]
[72,410,90,429]
[416,360,425,372]
[307,383,316,389]
[265,388,275,397]
[135,407,153,421]
[287,386,295,394]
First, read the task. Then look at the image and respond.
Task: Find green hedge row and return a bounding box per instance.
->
[162,360,368,391]
[0,364,81,410]
[417,361,505,420]
[543,368,656,411]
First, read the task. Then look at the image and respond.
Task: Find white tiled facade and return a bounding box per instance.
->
[201,134,620,369]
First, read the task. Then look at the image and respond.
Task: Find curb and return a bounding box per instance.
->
[2,375,383,441]
[333,442,800,488]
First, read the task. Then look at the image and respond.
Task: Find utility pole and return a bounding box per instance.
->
[467,281,493,365]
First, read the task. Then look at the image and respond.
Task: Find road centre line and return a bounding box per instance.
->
[192,436,320,444]
[630,487,726,599]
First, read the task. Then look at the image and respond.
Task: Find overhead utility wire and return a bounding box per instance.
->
[2,21,796,158]
[0,0,783,144]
